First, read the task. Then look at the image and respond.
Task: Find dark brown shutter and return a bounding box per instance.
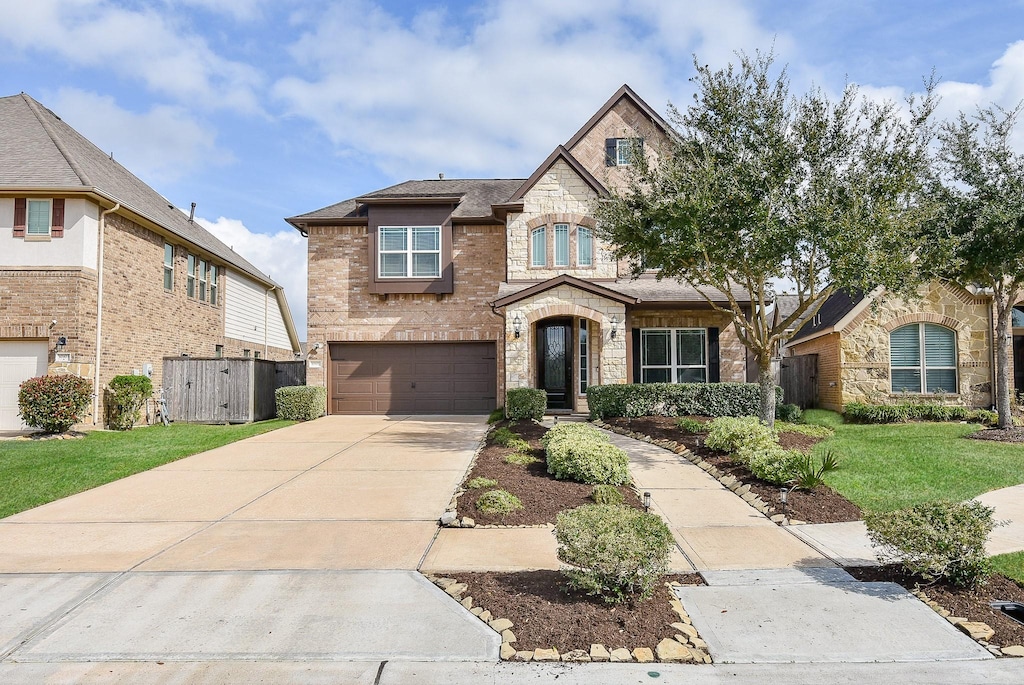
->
[605,138,617,166]
[708,327,720,383]
[51,198,65,238]
[632,328,641,383]
[13,198,26,237]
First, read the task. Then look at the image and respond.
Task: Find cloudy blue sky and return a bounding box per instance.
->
[3,0,1024,336]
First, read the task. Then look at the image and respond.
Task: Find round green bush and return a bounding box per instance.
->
[106,374,153,430]
[475,489,523,516]
[540,421,603,448]
[466,477,498,490]
[739,444,803,485]
[555,504,674,603]
[505,388,547,420]
[18,374,92,434]
[590,484,625,505]
[546,433,630,485]
[704,416,777,453]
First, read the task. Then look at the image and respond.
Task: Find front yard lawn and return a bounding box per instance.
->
[992,552,1024,585]
[805,411,1024,513]
[0,420,293,518]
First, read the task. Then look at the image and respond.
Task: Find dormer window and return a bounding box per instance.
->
[379,226,441,278]
[605,137,644,166]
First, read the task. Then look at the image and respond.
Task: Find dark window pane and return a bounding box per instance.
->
[677,367,707,383]
[890,324,921,366]
[925,369,956,394]
[676,330,705,366]
[642,368,671,383]
[642,331,670,366]
[891,369,922,393]
[923,324,956,366]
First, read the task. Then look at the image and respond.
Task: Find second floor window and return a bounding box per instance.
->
[379,226,440,278]
[606,137,644,166]
[27,199,51,236]
[199,259,208,301]
[554,224,569,267]
[187,254,196,298]
[209,265,218,305]
[163,243,174,290]
[578,227,593,266]
[531,227,546,267]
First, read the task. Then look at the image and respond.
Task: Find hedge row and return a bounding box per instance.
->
[843,402,997,425]
[275,386,326,421]
[586,382,783,420]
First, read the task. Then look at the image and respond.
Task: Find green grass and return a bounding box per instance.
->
[0,420,293,518]
[991,551,1024,583]
[809,411,1024,513]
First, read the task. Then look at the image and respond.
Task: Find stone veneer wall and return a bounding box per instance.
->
[786,333,843,411]
[503,285,627,395]
[838,281,992,407]
[628,309,747,383]
[306,222,507,406]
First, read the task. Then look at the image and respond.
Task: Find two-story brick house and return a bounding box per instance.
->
[289,85,753,415]
[0,93,300,431]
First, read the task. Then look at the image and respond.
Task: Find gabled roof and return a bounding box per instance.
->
[491,275,638,308]
[285,178,524,227]
[0,93,280,290]
[508,145,608,203]
[789,289,865,342]
[564,84,672,151]
[492,274,753,308]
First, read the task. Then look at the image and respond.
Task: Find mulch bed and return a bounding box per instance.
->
[603,416,862,524]
[457,420,643,526]
[848,565,1024,649]
[450,570,704,653]
[968,427,1024,443]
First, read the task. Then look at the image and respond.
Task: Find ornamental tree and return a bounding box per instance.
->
[596,52,936,425]
[919,104,1024,429]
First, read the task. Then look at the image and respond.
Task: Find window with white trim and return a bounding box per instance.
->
[640,328,707,383]
[198,259,208,302]
[579,320,588,394]
[186,254,196,298]
[26,199,51,236]
[378,226,440,278]
[577,226,593,266]
[530,227,546,267]
[554,223,569,267]
[209,265,218,305]
[606,137,644,166]
[163,243,174,290]
[890,323,957,393]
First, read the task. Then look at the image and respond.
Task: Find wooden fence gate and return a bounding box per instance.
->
[780,353,818,409]
[163,358,307,423]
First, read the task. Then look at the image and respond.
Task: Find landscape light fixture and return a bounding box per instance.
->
[512,313,522,338]
[610,314,619,339]
[643,491,651,511]
[779,487,788,516]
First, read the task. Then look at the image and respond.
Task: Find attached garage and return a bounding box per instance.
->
[0,341,49,431]
[329,342,497,414]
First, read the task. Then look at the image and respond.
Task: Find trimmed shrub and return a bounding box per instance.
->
[466,477,498,490]
[675,417,706,434]
[545,427,630,485]
[843,402,996,425]
[106,375,153,430]
[492,426,530,452]
[590,484,625,505]
[275,386,326,421]
[540,421,603,448]
[555,504,674,603]
[506,388,547,421]
[505,452,541,466]
[586,382,783,420]
[865,501,997,588]
[18,374,92,434]
[704,416,777,454]
[775,403,803,422]
[739,444,803,485]
[475,489,523,516]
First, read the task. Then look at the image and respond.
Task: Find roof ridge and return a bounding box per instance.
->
[20,93,92,187]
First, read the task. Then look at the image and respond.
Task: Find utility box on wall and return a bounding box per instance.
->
[162,357,307,423]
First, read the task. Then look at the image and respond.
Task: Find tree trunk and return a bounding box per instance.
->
[758,354,776,427]
[994,291,1013,430]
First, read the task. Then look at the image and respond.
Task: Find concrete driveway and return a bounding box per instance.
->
[0,415,499,666]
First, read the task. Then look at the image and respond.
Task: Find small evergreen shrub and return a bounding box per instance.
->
[776,421,835,439]
[106,374,153,430]
[487,407,505,424]
[492,426,530,452]
[586,382,783,419]
[275,386,326,421]
[865,501,997,588]
[545,427,630,485]
[590,484,625,505]
[739,444,803,484]
[540,421,603,448]
[791,450,841,490]
[504,452,541,466]
[675,417,706,434]
[506,388,547,421]
[844,402,996,425]
[555,504,674,603]
[18,374,92,434]
[466,477,498,490]
[475,489,523,516]
[775,403,803,422]
[704,416,777,454]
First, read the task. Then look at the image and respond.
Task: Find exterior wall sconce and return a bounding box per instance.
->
[512,313,522,339]
[610,314,619,339]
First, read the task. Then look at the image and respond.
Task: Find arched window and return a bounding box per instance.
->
[890,323,957,394]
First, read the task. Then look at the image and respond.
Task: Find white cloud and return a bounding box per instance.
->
[0,0,263,111]
[196,216,308,335]
[165,0,272,21]
[48,88,227,183]
[272,0,784,178]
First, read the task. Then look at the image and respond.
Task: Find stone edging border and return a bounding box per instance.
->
[910,588,1024,658]
[424,574,712,663]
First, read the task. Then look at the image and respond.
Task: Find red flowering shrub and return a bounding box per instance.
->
[18,375,92,433]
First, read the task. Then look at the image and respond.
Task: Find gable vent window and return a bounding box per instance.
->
[379,226,440,278]
[605,137,644,166]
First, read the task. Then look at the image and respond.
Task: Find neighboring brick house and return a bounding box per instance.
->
[0,93,300,430]
[289,86,754,415]
[785,282,1006,412]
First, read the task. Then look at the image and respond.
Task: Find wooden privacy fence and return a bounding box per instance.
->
[162,357,307,423]
[780,353,818,409]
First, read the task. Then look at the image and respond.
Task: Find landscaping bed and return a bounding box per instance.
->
[603,416,862,524]
[968,427,1024,443]
[848,565,1024,652]
[446,570,706,658]
[456,420,642,526]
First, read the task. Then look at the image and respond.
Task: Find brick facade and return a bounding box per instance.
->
[786,332,843,411]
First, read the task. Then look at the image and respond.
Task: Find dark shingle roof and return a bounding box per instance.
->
[286,178,525,224]
[0,93,278,287]
[790,289,865,341]
[494,276,751,305]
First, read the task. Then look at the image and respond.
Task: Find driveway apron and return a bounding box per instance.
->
[0,416,499,664]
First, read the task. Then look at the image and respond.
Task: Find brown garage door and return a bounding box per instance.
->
[329,342,497,414]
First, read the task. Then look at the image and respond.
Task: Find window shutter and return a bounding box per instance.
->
[50,198,65,238]
[631,328,641,383]
[707,327,720,383]
[13,198,26,237]
[605,138,617,166]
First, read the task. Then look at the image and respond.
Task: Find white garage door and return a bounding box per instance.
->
[0,341,49,431]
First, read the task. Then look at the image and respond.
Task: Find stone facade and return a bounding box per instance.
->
[628,309,747,383]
